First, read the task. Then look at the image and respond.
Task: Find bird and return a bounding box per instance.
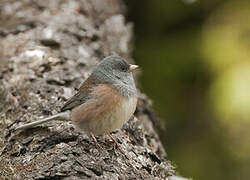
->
[16,55,139,147]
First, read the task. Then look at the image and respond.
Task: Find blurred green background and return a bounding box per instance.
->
[126,0,250,180]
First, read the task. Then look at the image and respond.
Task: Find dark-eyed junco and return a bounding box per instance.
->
[16,56,138,145]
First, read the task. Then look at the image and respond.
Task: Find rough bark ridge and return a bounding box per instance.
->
[0,0,175,179]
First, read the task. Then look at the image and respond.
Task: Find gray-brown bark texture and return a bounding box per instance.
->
[0,0,175,179]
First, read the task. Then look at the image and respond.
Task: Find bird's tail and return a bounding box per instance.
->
[15,110,71,131]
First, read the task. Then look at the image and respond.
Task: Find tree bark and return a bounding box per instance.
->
[0,0,175,179]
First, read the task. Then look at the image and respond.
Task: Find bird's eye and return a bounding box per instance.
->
[121,66,128,72]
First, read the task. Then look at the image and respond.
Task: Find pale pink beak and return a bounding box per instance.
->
[129,64,139,71]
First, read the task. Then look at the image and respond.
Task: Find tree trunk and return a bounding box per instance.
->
[0,0,175,179]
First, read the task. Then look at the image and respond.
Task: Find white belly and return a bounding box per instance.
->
[107,95,137,131]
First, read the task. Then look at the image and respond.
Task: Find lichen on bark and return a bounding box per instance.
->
[0,0,175,179]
